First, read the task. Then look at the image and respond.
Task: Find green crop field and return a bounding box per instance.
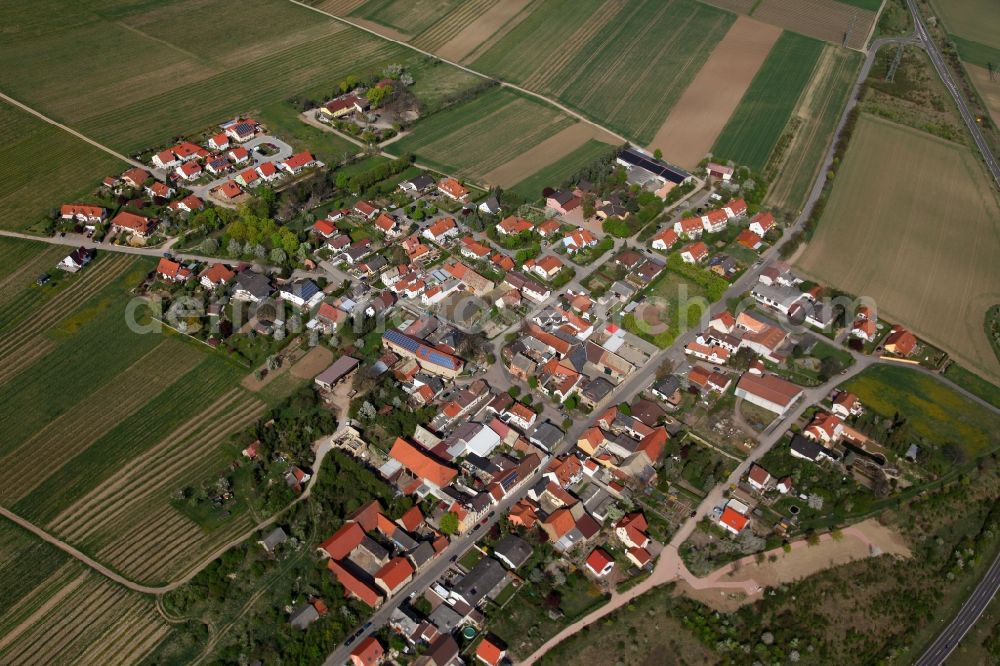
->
[930,0,1000,53]
[0,101,126,231]
[712,31,824,171]
[471,0,733,143]
[350,0,468,37]
[842,365,1000,458]
[767,45,862,212]
[408,0,500,52]
[0,522,171,665]
[0,239,257,584]
[390,88,577,181]
[837,0,883,10]
[0,0,417,154]
[509,139,617,201]
[950,35,1000,69]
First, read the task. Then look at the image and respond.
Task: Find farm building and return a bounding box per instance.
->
[315,356,360,390]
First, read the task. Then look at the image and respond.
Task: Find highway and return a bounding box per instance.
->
[905,0,1000,188]
[915,549,1000,666]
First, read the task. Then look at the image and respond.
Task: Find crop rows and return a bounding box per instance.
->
[0,574,168,666]
[410,0,499,52]
[472,0,733,143]
[510,139,617,200]
[13,357,245,524]
[392,88,575,181]
[712,31,824,171]
[0,339,204,502]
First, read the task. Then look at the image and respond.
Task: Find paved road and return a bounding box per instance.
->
[916,549,1000,666]
[905,0,1000,189]
[182,135,293,198]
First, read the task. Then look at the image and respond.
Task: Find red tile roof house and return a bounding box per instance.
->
[228,147,250,163]
[312,219,338,238]
[145,181,175,200]
[707,162,734,181]
[746,463,772,491]
[831,391,863,419]
[719,504,750,535]
[350,636,384,666]
[673,216,704,239]
[169,194,204,214]
[157,257,193,282]
[200,262,235,289]
[175,161,202,181]
[235,167,259,188]
[651,227,678,251]
[884,325,918,357]
[615,512,650,549]
[120,167,150,189]
[460,236,491,260]
[256,161,280,182]
[437,177,469,201]
[280,151,316,175]
[585,548,615,577]
[562,227,598,253]
[700,208,729,233]
[374,212,400,237]
[749,211,777,237]
[217,180,243,200]
[736,229,763,250]
[851,317,878,342]
[496,215,533,235]
[60,204,106,223]
[353,201,379,220]
[536,218,561,238]
[524,255,563,280]
[111,211,156,238]
[422,217,458,243]
[627,546,652,568]
[374,556,414,596]
[680,241,709,264]
[546,189,580,215]
[207,133,230,151]
[723,197,748,218]
[734,372,804,416]
[475,637,507,666]
[152,148,180,169]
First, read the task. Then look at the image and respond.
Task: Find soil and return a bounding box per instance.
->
[753,0,877,51]
[648,16,782,169]
[480,122,618,187]
[967,63,1000,127]
[434,0,535,62]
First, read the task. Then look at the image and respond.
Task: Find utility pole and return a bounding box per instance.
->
[886,45,904,83]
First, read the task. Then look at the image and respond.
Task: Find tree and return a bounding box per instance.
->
[201,237,219,254]
[439,512,459,535]
[269,248,287,265]
[653,148,663,160]
[227,238,242,257]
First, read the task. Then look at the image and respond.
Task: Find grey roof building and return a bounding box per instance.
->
[257,527,288,554]
[449,557,508,607]
[492,534,532,570]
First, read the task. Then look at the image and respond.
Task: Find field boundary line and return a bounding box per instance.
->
[284,0,632,145]
[0,92,142,168]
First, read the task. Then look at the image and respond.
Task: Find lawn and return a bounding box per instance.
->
[623,270,709,348]
[508,139,617,201]
[766,45,862,213]
[796,115,1000,385]
[257,101,359,166]
[841,364,1000,459]
[712,31,825,171]
[0,101,126,231]
[944,363,1000,410]
[471,0,734,143]
[390,87,577,182]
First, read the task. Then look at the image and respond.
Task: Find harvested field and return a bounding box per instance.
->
[290,344,336,379]
[482,123,618,188]
[767,45,862,212]
[753,0,877,51]
[712,31,824,170]
[390,88,577,181]
[796,116,1000,384]
[0,101,126,231]
[507,139,618,201]
[649,15,781,169]
[350,0,468,38]
[429,0,535,62]
[472,0,734,143]
[311,0,366,14]
[967,64,1000,127]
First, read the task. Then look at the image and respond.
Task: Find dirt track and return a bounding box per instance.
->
[648,16,781,169]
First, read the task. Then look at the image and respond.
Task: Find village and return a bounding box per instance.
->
[39,84,953,666]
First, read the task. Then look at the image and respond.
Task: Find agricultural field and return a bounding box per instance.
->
[417,0,536,62]
[507,138,617,201]
[0,0,417,154]
[390,87,577,183]
[766,45,863,212]
[841,364,1000,458]
[650,15,782,168]
[711,31,825,171]
[796,115,1000,385]
[471,0,734,144]
[0,523,171,665]
[929,0,1000,55]
[349,0,473,39]
[0,240,259,585]
[0,101,126,231]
